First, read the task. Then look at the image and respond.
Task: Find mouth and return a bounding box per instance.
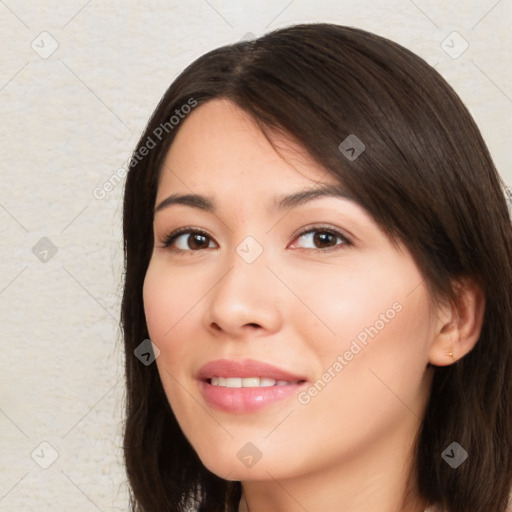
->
[207,376,305,388]
[197,359,309,413]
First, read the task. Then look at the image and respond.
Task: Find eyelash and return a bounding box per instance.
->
[160,225,352,254]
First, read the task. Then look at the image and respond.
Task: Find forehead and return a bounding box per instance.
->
[156,98,340,196]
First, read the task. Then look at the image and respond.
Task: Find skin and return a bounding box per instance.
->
[143,99,484,512]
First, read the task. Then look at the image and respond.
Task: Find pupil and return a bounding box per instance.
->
[314,232,334,248]
[190,234,207,249]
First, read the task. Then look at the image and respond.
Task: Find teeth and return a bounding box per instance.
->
[242,377,261,387]
[226,377,242,388]
[209,377,299,388]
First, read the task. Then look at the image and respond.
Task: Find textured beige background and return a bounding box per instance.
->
[0,1,510,510]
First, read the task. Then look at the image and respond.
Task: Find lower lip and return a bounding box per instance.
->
[199,380,307,413]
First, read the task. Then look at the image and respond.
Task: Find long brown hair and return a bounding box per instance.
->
[121,23,512,511]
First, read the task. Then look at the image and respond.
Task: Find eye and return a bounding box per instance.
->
[159,225,351,254]
[162,227,217,252]
[290,226,351,251]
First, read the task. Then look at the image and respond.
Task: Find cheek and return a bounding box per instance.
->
[142,262,200,423]
[292,253,432,405]
[143,265,169,342]
[286,254,420,353]
[142,260,213,408]
[142,262,197,399]
[305,280,433,425]
[142,260,201,343]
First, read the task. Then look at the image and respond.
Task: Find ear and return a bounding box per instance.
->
[429,277,485,367]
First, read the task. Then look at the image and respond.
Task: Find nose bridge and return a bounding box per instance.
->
[219,235,272,308]
[204,233,282,335]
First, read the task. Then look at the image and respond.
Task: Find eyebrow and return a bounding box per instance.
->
[154,183,352,215]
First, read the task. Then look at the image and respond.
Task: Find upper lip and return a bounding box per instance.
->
[197,358,308,382]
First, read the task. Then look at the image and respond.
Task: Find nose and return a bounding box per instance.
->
[203,245,283,340]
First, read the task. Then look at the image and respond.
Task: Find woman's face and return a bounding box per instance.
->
[143,98,435,483]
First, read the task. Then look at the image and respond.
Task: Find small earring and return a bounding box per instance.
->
[447,351,454,358]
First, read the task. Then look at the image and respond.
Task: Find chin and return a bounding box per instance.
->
[194,445,276,481]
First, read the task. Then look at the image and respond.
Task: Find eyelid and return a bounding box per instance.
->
[156,226,214,252]
[288,224,352,250]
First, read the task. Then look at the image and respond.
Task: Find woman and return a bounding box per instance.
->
[121,23,512,512]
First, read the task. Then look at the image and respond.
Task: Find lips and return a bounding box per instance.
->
[197,359,308,413]
[197,358,307,382]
